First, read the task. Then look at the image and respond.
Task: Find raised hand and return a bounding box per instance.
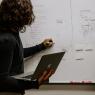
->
[42,38,54,48]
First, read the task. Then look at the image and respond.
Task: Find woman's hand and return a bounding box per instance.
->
[42,38,54,48]
[38,66,54,85]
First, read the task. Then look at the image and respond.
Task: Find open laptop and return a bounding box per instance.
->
[13,52,65,80]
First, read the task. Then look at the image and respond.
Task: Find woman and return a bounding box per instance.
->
[0,0,54,95]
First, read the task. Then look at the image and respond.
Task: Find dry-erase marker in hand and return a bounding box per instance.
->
[43,38,54,47]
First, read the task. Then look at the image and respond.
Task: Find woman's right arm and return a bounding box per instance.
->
[0,37,54,93]
[0,38,39,93]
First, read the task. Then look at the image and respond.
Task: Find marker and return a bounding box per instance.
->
[49,40,53,42]
[46,40,54,46]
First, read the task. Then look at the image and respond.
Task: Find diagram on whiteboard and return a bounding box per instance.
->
[80,10,95,41]
[20,0,95,83]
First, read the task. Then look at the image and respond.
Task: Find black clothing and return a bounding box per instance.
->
[0,31,46,94]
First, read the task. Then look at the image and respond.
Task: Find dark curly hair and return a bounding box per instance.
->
[0,0,35,32]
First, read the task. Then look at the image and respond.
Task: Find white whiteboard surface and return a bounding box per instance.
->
[20,0,95,83]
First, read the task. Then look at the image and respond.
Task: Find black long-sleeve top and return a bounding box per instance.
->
[0,31,46,94]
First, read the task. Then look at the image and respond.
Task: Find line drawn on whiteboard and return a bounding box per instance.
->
[80,10,95,36]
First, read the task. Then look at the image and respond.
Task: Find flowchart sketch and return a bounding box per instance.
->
[20,0,73,53]
[20,0,73,76]
[20,0,95,83]
[72,0,95,44]
[66,0,95,83]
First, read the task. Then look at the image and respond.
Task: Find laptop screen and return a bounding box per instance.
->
[29,52,65,80]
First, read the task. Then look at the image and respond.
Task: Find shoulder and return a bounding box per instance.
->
[0,32,16,47]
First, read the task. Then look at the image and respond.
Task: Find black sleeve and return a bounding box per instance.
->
[0,39,39,93]
[0,76,39,93]
[24,43,46,58]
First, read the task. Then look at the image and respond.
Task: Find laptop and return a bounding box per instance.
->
[13,52,65,80]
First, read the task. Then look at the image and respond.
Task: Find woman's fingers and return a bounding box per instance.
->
[38,70,47,85]
[43,69,54,81]
[38,67,54,85]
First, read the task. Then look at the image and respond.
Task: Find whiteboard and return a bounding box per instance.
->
[20,0,95,83]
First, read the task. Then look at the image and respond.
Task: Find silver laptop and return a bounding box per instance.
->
[13,52,65,80]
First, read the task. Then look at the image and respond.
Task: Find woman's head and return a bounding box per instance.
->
[0,0,35,32]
